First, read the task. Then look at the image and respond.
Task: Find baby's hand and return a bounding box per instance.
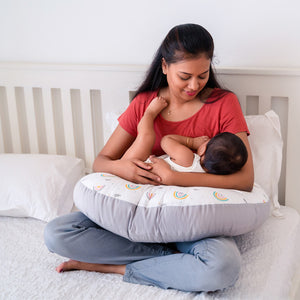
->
[191,136,210,149]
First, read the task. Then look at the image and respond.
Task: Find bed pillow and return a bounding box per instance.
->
[0,154,84,222]
[245,110,283,215]
[74,174,270,243]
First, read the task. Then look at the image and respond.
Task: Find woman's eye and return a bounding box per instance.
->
[179,75,207,81]
[179,76,190,81]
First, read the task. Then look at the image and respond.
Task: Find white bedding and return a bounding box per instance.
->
[0,206,299,300]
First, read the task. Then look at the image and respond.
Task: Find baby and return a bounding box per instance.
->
[122,96,248,175]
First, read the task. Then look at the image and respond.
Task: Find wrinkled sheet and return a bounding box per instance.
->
[0,206,299,300]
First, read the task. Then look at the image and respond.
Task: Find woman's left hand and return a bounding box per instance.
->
[148,156,174,185]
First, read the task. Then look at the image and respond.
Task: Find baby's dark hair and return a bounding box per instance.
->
[202,132,248,175]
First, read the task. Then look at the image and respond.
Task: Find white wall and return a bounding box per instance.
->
[0,0,299,68]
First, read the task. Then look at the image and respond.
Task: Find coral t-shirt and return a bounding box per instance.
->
[118,89,249,156]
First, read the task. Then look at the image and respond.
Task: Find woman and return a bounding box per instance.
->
[44,23,254,292]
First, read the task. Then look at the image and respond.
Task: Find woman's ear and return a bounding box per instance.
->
[162,58,167,75]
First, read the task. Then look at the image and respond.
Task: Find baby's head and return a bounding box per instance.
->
[200,132,248,175]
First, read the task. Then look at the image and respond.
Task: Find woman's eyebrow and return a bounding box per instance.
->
[179,69,209,76]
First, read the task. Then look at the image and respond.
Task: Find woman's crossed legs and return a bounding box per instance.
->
[44,212,241,292]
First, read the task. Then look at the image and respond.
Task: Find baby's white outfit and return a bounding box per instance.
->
[163,153,205,173]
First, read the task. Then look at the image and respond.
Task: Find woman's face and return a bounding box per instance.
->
[162,55,211,102]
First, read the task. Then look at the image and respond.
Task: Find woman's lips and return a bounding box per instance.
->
[185,90,197,97]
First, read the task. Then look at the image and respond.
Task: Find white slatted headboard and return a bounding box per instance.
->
[0,63,299,213]
[0,63,146,169]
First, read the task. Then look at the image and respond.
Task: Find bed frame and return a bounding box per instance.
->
[0,62,299,213]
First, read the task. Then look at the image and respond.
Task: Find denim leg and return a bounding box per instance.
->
[44,212,174,265]
[44,213,241,292]
[124,237,241,292]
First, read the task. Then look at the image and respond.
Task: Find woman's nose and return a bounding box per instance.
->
[188,78,199,90]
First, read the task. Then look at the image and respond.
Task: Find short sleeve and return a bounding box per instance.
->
[219,93,250,135]
[118,99,139,137]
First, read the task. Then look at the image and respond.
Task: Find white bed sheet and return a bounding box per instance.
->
[0,206,299,300]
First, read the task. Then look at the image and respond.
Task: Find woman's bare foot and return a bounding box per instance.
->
[56,259,126,275]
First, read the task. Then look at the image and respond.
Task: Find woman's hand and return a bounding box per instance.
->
[93,125,161,185]
[114,158,162,185]
[148,156,174,185]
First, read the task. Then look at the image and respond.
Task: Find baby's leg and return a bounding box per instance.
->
[122,97,168,161]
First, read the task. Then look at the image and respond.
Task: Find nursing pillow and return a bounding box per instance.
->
[74,110,281,243]
[74,174,270,242]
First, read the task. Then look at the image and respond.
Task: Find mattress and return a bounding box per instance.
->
[0,206,299,300]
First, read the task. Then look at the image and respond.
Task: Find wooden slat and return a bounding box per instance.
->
[42,88,57,154]
[80,89,95,171]
[6,87,22,153]
[238,94,247,115]
[258,95,272,114]
[285,93,300,210]
[60,88,76,156]
[24,87,39,153]
[100,89,129,143]
[0,115,4,153]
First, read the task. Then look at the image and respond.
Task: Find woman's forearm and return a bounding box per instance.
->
[93,153,162,185]
[167,170,254,191]
[92,154,119,174]
[149,154,254,192]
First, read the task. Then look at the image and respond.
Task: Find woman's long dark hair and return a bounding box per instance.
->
[134,23,222,98]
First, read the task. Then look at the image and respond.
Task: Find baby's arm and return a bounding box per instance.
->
[161,135,195,167]
[191,136,210,151]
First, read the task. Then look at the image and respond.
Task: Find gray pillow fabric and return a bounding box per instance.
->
[74,172,271,243]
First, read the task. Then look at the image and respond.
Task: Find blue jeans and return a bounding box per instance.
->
[44,212,241,292]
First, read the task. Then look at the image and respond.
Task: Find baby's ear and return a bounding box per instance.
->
[197,141,209,156]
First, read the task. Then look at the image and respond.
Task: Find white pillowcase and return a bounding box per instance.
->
[245,111,283,215]
[0,154,84,222]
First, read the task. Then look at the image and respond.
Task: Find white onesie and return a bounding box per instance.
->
[163,153,205,173]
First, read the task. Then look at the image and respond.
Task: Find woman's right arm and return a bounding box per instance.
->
[93,125,161,184]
